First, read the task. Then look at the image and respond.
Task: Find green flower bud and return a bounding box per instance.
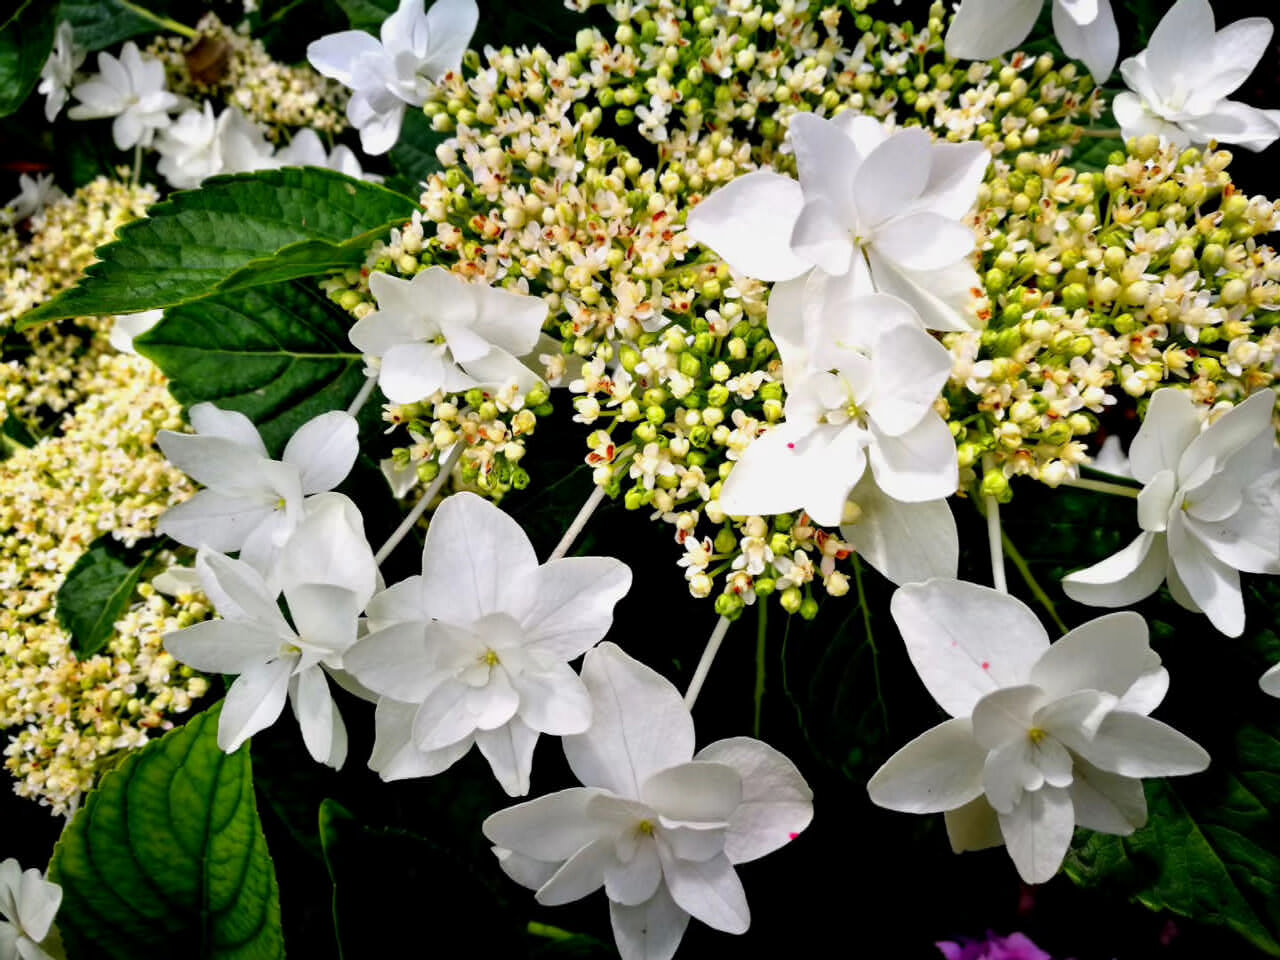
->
[779,587,802,614]
[714,528,738,553]
[799,597,819,620]
[981,469,1012,503]
[714,593,745,619]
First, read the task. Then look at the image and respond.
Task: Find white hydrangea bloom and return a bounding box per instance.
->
[0,859,63,960]
[154,103,276,190]
[67,41,181,150]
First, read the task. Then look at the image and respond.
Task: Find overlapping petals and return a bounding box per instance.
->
[946,0,1119,83]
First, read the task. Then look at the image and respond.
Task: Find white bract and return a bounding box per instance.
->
[348,265,548,404]
[687,112,988,333]
[718,295,958,528]
[1062,388,1280,637]
[108,309,163,355]
[164,495,377,767]
[67,42,181,150]
[1112,0,1280,151]
[156,403,360,582]
[483,643,813,960]
[868,579,1208,884]
[154,103,275,189]
[275,128,375,181]
[3,174,61,224]
[946,0,1119,84]
[344,491,632,796]
[307,0,478,154]
[0,859,62,960]
[1262,664,1280,698]
[38,21,84,122]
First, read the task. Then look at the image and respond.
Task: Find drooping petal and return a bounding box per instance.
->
[609,884,690,960]
[684,172,809,281]
[1070,758,1147,834]
[997,785,1075,884]
[282,411,359,494]
[475,715,540,796]
[1029,611,1153,701]
[535,837,614,905]
[866,717,987,814]
[945,0,1043,62]
[368,698,472,780]
[509,661,593,736]
[640,762,741,825]
[1060,532,1168,609]
[493,848,559,893]
[289,667,344,767]
[219,657,294,753]
[1052,0,1118,82]
[1168,517,1244,636]
[482,787,608,861]
[605,838,663,906]
[357,100,406,155]
[520,556,633,661]
[865,415,958,503]
[944,794,1004,853]
[692,737,813,864]
[655,848,749,935]
[891,579,1049,717]
[842,476,958,586]
[563,643,694,798]
[1071,711,1209,778]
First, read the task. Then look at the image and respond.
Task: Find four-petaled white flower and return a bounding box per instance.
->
[868,579,1208,884]
[67,42,181,150]
[0,859,63,960]
[164,494,377,767]
[154,103,275,189]
[38,21,84,122]
[483,642,813,960]
[687,112,988,334]
[1062,388,1280,637]
[156,403,360,583]
[348,265,548,404]
[1112,0,1280,151]
[719,295,958,528]
[344,492,632,796]
[946,0,1119,84]
[307,0,479,154]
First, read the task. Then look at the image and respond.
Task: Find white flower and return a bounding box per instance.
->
[1111,0,1280,151]
[344,492,632,796]
[349,266,548,404]
[164,494,377,766]
[108,309,163,355]
[67,42,181,150]
[156,403,360,581]
[687,113,988,333]
[0,859,62,960]
[275,128,379,181]
[718,296,958,527]
[483,642,813,960]
[1062,388,1280,637]
[946,0,1119,84]
[3,174,62,223]
[155,103,275,189]
[868,579,1208,884]
[38,21,84,122]
[307,0,479,154]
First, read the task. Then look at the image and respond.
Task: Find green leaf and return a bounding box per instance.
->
[386,106,447,198]
[0,0,58,118]
[61,0,169,52]
[333,0,396,31]
[133,280,367,455]
[19,167,417,328]
[55,534,156,659]
[48,703,285,959]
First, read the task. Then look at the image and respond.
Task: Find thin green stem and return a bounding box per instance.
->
[1080,127,1121,138]
[753,600,767,738]
[1062,476,1141,498]
[982,455,1008,593]
[130,143,142,186]
[1002,531,1069,634]
[119,0,199,38]
[852,555,888,732]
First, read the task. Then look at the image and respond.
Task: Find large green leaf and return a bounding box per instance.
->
[0,0,58,118]
[19,167,417,328]
[48,703,285,959]
[56,534,157,659]
[133,280,367,455]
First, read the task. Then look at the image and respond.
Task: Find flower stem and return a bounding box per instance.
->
[1062,476,1141,498]
[547,484,607,561]
[983,457,1008,593]
[753,600,767,737]
[119,0,199,38]
[374,442,464,565]
[130,144,143,186]
[853,555,888,731]
[1080,127,1121,138]
[345,372,379,417]
[1002,531,1069,634]
[684,615,732,709]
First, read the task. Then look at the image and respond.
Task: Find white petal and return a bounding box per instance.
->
[867,717,987,814]
[159,493,273,553]
[609,884,690,960]
[685,172,809,281]
[195,549,292,633]
[717,422,831,519]
[1052,0,1118,82]
[357,100,405,155]
[1070,759,1147,834]
[471,283,547,357]
[282,411,359,494]
[945,0,1042,61]
[156,432,274,493]
[867,322,954,436]
[1116,665,1169,715]
[853,128,931,230]
[1029,611,1154,701]
[520,556,633,661]
[306,31,383,85]
[535,837,613,905]
[219,657,294,753]
[418,0,479,80]
[1073,711,1209,778]
[605,838,663,906]
[493,848,560,892]
[1168,517,1244,636]
[344,622,441,701]
[1128,388,1201,483]
[510,662,593,735]
[1144,0,1216,103]
[368,698,471,780]
[1187,100,1280,152]
[997,785,1075,884]
[284,584,362,657]
[1034,689,1118,751]
[891,579,1049,717]
[563,643,694,797]
[866,415,959,503]
[188,402,267,455]
[475,716,539,796]
[377,341,450,403]
[289,668,344,767]
[944,794,1004,853]
[280,494,376,601]
[1193,17,1274,106]
[1178,389,1275,485]
[914,141,990,220]
[413,679,476,750]
[655,849,749,935]
[789,202,853,276]
[788,112,861,225]
[971,685,1046,750]
[1260,663,1280,698]
[1061,531,1168,609]
[164,619,281,674]
[692,737,813,864]
[873,213,975,273]
[482,787,607,861]
[641,762,741,824]
[842,476,958,586]
[863,251,980,333]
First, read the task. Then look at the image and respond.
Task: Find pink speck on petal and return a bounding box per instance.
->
[981,661,990,670]
[788,832,799,840]
[786,442,796,450]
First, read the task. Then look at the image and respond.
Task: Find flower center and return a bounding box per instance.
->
[1028,727,1047,745]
